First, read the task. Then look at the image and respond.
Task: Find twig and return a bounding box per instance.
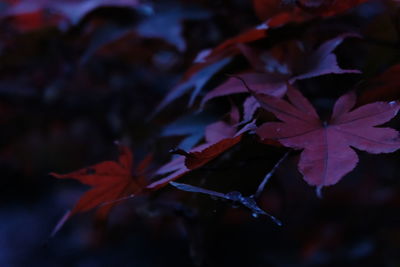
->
[170,181,282,226]
[170,182,226,199]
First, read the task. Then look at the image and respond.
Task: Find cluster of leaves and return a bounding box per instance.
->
[48,0,400,225]
[3,0,400,265]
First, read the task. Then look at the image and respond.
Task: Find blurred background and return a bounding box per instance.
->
[1,0,400,266]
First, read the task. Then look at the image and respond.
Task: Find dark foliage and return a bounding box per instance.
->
[2,0,400,266]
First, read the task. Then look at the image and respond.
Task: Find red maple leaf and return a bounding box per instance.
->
[152,21,280,113]
[201,34,360,110]
[255,87,400,194]
[147,131,244,190]
[50,145,151,220]
[148,108,255,189]
[161,0,368,105]
[152,57,231,115]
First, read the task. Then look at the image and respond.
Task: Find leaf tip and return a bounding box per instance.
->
[316,186,323,199]
[50,210,72,238]
[49,172,62,179]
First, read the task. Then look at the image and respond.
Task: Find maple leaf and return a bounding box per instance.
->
[160,114,215,151]
[155,0,345,113]
[148,108,255,189]
[151,21,275,114]
[171,0,367,94]
[173,24,268,87]
[201,34,360,110]
[155,0,368,112]
[181,135,243,170]
[50,145,151,220]
[152,57,231,115]
[147,133,243,189]
[200,73,287,110]
[255,87,400,194]
[178,2,310,84]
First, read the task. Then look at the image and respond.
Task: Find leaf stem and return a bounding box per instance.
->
[254,151,290,198]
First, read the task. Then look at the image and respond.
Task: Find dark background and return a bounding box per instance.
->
[1,0,400,266]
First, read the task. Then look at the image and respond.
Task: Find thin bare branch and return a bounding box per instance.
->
[170,181,282,226]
